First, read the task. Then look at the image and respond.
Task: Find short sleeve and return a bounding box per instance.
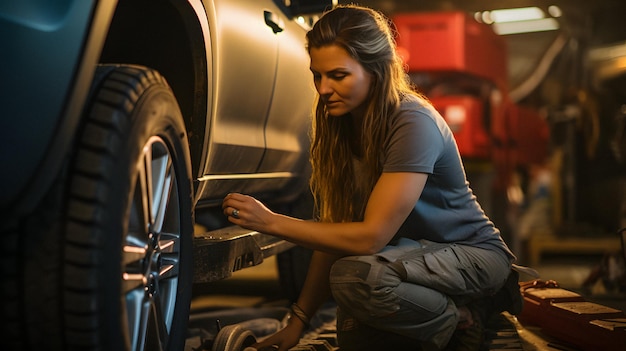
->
[383,106,445,174]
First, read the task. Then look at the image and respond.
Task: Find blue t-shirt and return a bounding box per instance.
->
[382,95,514,260]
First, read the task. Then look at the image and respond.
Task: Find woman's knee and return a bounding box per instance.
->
[329,255,403,317]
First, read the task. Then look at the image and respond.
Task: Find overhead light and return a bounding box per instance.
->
[490,7,545,23]
[493,18,559,35]
[474,6,562,35]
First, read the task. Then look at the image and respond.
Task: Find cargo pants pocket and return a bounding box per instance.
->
[402,244,467,294]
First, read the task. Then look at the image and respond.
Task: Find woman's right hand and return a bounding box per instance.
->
[250,320,305,351]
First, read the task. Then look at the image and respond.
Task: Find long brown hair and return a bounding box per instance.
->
[306,5,419,223]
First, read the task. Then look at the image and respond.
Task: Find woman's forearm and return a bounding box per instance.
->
[267,215,386,255]
[292,250,341,322]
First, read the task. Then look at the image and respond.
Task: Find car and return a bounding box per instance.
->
[0,1,333,350]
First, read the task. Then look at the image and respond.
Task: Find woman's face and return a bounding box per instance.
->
[310,44,372,118]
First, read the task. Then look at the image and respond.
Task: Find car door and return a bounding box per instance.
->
[256,6,317,192]
[202,0,278,179]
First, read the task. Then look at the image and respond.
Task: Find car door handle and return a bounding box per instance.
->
[264,11,284,33]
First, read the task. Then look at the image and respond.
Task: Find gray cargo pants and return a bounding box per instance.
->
[329,238,511,350]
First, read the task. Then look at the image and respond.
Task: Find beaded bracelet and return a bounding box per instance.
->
[290,303,311,327]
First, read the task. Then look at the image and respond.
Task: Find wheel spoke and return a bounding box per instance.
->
[122,245,148,268]
[135,149,153,234]
[126,158,151,264]
[126,289,151,351]
[148,292,168,350]
[143,141,156,227]
[157,231,180,334]
[158,257,177,280]
[150,141,173,234]
[159,231,180,279]
[123,175,151,295]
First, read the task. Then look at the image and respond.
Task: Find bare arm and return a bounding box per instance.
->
[252,250,340,351]
[293,250,338,316]
[222,172,427,255]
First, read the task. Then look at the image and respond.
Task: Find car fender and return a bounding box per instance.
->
[0,0,117,215]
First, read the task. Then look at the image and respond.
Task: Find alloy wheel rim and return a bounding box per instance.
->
[122,136,182,350]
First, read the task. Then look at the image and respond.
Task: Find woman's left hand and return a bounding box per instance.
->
[222,192,274,232]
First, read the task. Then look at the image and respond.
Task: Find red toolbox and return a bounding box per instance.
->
[519,286,626,351]
[394,11,508,91]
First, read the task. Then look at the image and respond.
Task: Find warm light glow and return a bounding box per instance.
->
[444,105,467,127]
[481,11,494,24]
[548,5,562,18]
[493,18,559,35]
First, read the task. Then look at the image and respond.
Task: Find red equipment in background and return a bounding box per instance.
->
[394,11,508,90]
[393,11,549,191]
[429,95,491,159]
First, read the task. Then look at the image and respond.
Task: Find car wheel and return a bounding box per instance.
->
[62,64,193,350]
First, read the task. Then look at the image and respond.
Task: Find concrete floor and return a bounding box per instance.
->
[189,252,626,350]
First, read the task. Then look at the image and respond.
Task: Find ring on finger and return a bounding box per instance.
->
[232,208,239,219]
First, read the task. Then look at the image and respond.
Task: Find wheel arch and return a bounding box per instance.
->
[100,0,213,180]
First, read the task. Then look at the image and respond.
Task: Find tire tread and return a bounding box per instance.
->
[63,65,164,349]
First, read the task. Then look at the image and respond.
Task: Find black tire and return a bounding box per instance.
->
[64,65,193,350]
[1,177,67,350]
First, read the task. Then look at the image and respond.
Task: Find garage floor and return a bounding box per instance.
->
[187,253,626,351]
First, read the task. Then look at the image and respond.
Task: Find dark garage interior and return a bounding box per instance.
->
[3,1,626,350]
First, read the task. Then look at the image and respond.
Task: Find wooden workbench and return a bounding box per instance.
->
[527,230,621,266]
